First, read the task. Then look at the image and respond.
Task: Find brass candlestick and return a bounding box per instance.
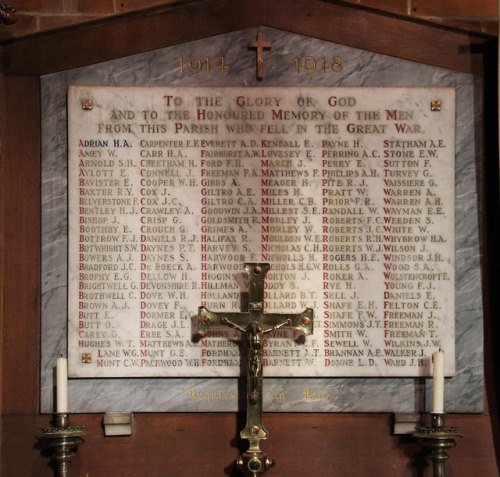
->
[414,413,461,477]
[39,413,86,477]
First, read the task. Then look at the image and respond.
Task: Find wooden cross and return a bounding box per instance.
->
[249,31,272,80]
[198,263,313,476]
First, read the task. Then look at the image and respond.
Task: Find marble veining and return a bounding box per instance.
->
[41,27,483,413]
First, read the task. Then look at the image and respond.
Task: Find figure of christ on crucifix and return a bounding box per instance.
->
[221,317,292,404]
[197,263,313,476]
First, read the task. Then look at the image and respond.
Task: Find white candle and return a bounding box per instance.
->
[432,349,445,413]
[56,357,68,413]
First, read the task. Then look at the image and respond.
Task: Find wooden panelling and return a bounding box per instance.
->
[1,413,498,476]
[11,0,63,13]
[1,0,497,40]
[412,0,498,17]
[0,73,41,414]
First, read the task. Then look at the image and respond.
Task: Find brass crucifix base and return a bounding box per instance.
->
[236,449,275,476]
[198,263,314,477]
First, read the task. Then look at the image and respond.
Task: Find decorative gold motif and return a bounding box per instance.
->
[81,353,92,364]
[201,315,211,325]
[0,4,16,25]
[81,98,93,110]
[249,302,263,311]
[198,263,314,476]
[431,100,442,112]
[273,391,286,401]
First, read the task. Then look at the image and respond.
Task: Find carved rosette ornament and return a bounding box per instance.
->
[0,4,16,25]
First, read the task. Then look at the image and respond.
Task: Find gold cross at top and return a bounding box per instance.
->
[249,31,272,80]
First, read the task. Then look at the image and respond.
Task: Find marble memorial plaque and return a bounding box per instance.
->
[41,27,483,413]
[69,85,455,378]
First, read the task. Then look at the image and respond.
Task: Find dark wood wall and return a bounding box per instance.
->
[1,1,499,475]
[1,0,497,41]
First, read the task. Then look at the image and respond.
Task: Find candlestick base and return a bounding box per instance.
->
[414,413,461,477]
[39,413,86,477]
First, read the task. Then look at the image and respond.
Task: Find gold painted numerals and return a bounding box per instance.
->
[178,56,228,75]
[294,56,343,75]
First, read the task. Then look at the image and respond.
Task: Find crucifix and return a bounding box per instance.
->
[198,263,314,476]
[249,31,271,80]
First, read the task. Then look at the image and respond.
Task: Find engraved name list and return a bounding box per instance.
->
[68,86,455,378]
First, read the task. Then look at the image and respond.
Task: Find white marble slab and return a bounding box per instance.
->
[68,86,455,379]
[41,27,483,412]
